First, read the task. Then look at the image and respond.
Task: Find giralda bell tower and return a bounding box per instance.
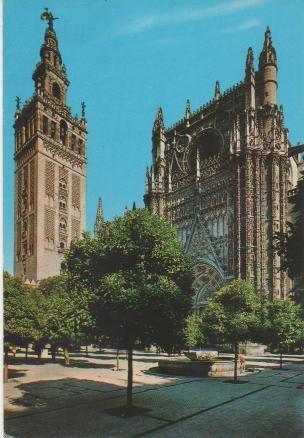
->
[13,10,87,283]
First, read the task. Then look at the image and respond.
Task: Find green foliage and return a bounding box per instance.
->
[273,174,304,280]
[4,271,46,347]
[201,280,261,346]
[264,299,304,353]
[64,209,194,352]
[38,275,95,349]
[184,314,205,349]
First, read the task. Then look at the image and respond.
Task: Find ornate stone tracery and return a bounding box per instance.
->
[145,28,292,309]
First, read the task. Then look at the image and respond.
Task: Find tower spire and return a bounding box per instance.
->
[259,26,277,69]
[33,9,69,100]
[94,197,104,236]
[258,26,277,106]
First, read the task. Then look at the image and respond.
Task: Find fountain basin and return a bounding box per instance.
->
[183,350,218,361]
[158,357,240,377]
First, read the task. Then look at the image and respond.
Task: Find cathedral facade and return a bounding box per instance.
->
[13,12,86,283]
[145,28,303,310]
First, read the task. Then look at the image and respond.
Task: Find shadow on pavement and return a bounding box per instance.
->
[8,369,28,379]
[6,377,126,412]
[63,360,114,369]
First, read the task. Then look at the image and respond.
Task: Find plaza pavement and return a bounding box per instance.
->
[4,350,304,437]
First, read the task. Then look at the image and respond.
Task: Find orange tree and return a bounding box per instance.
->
[63,208,193,413]
[264,299,304,368]
[201,280,262,383]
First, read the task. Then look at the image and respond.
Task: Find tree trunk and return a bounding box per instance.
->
[25,344,28,360]
[51,345,56,362]
[116,348,120,371]
[85,343,89,358]
[4,350,9,383]
[234,342,239,383]
[126,347,133,412]
[37,346,42,360]
[280,352,283,370]
[64,347,70,365]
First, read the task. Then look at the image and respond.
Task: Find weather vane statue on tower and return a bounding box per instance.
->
[40,8,59,31]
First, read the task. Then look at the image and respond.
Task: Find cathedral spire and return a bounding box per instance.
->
[94,197,103,236]
[259,26,277,70]
[214,80,221,100]
[152,106,166,166]
[185,99,191,126]
[258,26,277,106]
[153,107,164,134]
[15,96,21,119]
[245,47,254,78]
[245,47,255,109]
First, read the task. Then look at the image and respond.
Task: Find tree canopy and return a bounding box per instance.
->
[264,299,304,367]
[201,280,262,382]
[38,275,95,364]
[4,271,46,350]
[63,208,194,411]
[64,208,194,351]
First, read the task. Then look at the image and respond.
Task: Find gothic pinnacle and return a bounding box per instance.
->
[214,80,221,100]
[245,47,254,82]
[185,99,191,117]
[259,25,276,69]
[81,101,86,118]
[246,47,254,70]
[15,96,21,110]
[156,106,163,123]
[94,197,103,236]
[153,106,164,135]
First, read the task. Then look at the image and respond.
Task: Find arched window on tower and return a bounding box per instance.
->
[59,197,67,211]
[59,218,67,233]
[60,120,68,145]
[52,82,61,100]
[59,179,67,190]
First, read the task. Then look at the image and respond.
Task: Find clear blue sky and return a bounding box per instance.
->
[3,0,304,273]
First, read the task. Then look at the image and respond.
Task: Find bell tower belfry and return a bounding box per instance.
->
[14,10,87,283]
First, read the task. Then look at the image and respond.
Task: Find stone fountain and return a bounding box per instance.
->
[158,350,240,377]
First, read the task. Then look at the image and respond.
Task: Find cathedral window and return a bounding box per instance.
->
[52,82,61,100]
[43,116,49,135]
[51,121,57,139]
[60,120,68,145]
[59,241,65,249]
